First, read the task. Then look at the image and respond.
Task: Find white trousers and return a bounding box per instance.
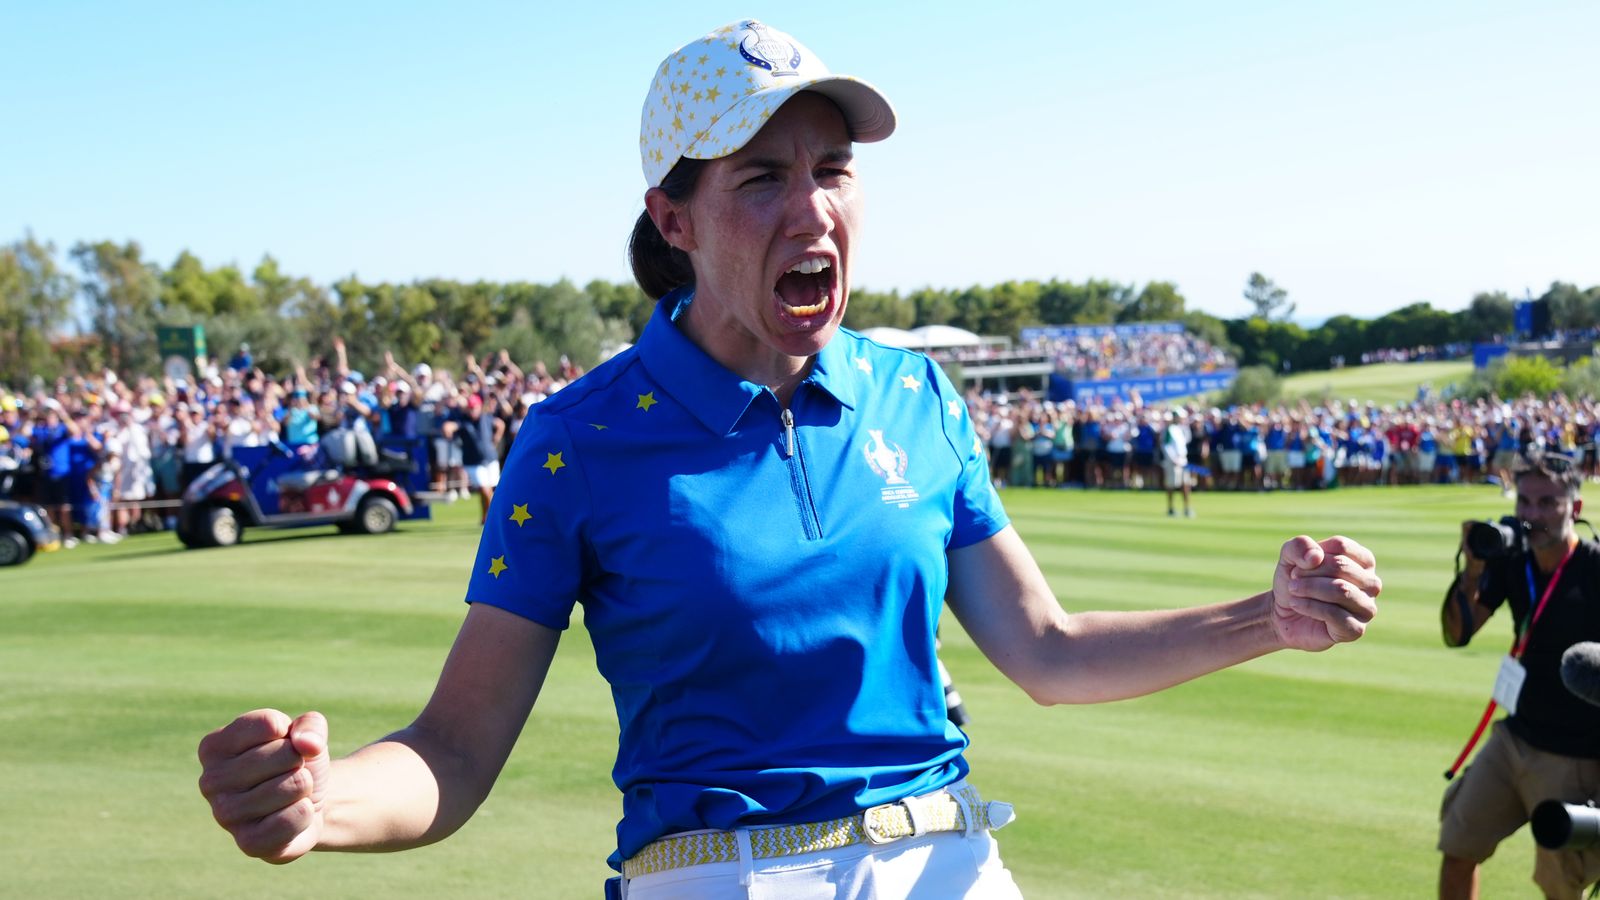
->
[622,829,1024,900]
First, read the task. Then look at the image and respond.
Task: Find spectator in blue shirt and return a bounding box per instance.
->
[30,402,80,547]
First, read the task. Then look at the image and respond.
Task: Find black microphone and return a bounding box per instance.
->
[1532,643,1600,849]
[1560,642,1600,707]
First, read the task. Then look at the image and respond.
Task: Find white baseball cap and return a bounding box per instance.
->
[639,19,896,188]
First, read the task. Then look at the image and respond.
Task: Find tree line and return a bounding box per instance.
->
[3,232,1597,386]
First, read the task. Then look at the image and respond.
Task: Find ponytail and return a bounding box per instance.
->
[627,158,709,300]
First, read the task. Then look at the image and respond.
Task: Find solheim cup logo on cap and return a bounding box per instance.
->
[863,429,920,508]
[738,21,802,76]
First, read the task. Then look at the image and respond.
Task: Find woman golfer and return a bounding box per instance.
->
[198,20,1380,898]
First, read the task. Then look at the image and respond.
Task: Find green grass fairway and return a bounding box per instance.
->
[1282,360,1472,406]
[0,485,1545,897]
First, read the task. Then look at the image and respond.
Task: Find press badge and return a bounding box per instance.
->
[1493,654,1527,715]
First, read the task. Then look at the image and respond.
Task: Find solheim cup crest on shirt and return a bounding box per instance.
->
[863,429,920,508]
[739,21,802,76]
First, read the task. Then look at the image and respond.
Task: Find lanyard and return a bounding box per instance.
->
[1445,540,1577,780]
[1511,542,1577,659]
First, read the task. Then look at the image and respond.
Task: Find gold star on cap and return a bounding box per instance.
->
[488,556,508,578]
[509,504,532,527]
[543,452,565,475]
[636,392,659,411]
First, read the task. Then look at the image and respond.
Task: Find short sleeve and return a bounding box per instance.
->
[927,362,1008,549]
[463,409,589,630]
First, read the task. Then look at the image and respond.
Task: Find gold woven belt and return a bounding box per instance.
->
[621,782,1013,880]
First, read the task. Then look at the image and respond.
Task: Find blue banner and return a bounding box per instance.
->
[1474,343,1511,369]
[1514,301,1533,336]
[1049,370,1237,404]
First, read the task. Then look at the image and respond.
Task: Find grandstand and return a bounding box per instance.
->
[866,321,1238,402]
[1023,323,1237,404]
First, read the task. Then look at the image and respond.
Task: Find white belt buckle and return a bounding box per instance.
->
[862,799,908,845]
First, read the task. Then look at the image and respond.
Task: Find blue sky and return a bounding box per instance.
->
[4,1,1596,323]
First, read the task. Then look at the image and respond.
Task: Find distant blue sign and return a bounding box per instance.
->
[1022,322,1185,341]
[1050,370,1237,404]
[1514,301,1533,336]
[1474,343,1511,369]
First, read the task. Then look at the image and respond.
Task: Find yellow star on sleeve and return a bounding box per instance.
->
[488,556,508,578]
[636,392,658,411]
[947,399,962,417]
[899,374,923,392]
[543,452,565,474]
[854,357,873,375]
[509,504,532,526]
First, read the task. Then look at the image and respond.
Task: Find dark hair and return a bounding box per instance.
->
[628,158,710,300]
[1515,451,1583,497]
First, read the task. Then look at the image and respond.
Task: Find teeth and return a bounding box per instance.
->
[785,295,829,316]
[787,258,831,275]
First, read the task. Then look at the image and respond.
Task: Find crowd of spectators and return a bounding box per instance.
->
[1359,342,1473,365]
[11,336,1600,549]
[0,340,584,547]
[1022,330,1234,380]
[968,388,1600,496]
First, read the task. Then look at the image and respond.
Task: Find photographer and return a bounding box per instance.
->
[1438,453,1600,899]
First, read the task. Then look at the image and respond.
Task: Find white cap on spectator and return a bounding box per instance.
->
[414,363,432,379]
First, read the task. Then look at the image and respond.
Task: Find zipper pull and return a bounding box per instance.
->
[781,407,796,458]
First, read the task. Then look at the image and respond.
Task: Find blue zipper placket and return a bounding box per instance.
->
[778,401,823,541]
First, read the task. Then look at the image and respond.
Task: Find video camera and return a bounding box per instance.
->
[1466,515,1527,560]
[1533,800,1600,850]
[1532,643,1600,850]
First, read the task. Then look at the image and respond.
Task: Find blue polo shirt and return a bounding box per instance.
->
[32,423,72,478]
[465,290,1008,868]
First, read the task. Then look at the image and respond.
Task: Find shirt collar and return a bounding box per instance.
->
[636,288,856,435]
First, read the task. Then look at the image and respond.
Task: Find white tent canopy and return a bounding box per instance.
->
[910,324,983,348]
[859,324,985,350]
[857,326,919,348]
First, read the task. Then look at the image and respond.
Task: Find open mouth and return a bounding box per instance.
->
[774,256,834,323]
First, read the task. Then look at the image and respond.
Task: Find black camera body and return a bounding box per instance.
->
[1467,515,1528,560]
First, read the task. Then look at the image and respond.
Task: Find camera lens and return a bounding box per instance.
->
[1467,517,1527,559]
[1467,521,1513,558]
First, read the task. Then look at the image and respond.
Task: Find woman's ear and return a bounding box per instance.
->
[644,187,696,253]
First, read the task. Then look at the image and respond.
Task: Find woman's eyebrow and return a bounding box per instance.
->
[732,147,854,173]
